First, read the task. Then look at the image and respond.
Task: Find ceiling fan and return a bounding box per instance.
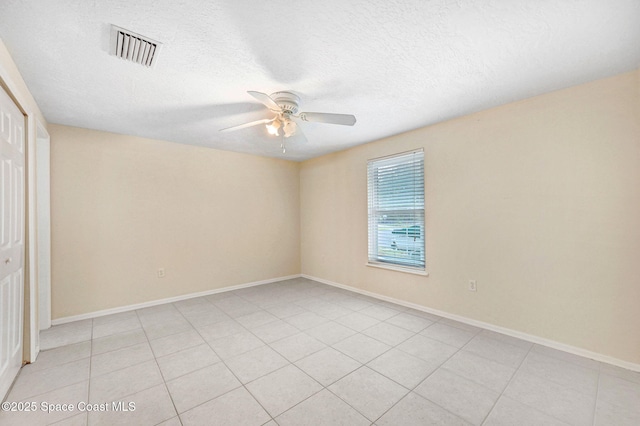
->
[220,91,356,153]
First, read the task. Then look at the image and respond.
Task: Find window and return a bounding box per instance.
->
[367,149,425,271]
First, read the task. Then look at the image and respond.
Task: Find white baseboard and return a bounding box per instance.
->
[302,274,640,373]
[51,274,302,326]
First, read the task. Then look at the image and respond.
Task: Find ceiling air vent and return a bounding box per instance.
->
[109,25,161,67]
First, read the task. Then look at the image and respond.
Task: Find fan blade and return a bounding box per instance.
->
[219,118,274,133]
[247,91,282,112]
[298,112,356,126]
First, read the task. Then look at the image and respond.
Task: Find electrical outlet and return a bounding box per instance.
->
[468,280,477,292]
[157,268,165,278]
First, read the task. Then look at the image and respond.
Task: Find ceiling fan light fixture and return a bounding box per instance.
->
[283,119,296,138]
[265,118,281,136]
[220,90,356,152]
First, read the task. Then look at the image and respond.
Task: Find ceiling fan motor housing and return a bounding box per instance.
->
[271,91,300,114]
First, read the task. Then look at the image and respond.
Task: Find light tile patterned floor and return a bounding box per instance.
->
[1,277,639,425]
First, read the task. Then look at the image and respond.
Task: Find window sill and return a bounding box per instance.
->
[366,262,429,276]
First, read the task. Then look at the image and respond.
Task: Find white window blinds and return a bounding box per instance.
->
[367,149,425,270]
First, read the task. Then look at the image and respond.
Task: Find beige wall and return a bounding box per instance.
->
[49,125,300,318]
[300,70,640,364]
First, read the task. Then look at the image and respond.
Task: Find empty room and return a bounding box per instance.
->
[0,0,639,425]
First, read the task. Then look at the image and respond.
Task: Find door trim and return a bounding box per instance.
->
[36,121,50,333]
[0,80,26,400]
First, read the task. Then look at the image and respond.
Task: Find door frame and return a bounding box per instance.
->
[36,121,50,332]
[0,64,42,364]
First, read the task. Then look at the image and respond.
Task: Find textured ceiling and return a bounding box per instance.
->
[1,0,639,161]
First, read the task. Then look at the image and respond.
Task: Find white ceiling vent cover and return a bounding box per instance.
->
[109,25,161,67]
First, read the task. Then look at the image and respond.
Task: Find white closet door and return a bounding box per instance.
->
[0,86,25,400]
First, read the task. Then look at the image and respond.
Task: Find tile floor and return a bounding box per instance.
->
[1,278,639,425]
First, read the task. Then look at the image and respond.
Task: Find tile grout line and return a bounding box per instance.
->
[201,283,378,423]
[4,324,94,422]
[490,345,602,425]
[591,368,601,426]
[388,324,507,423]
[225,299,339,422]
[2,366,90,408]
[532,345,603,372]
[87,315,158,378]
[13,340,92,375]
[233,287,452,424]
[478,340,534,425]
[134,309,182,425]
[172,299,279,425]
[478,342,588,426]
[146,300,307,384]
[281,314,446,423]
[368,327,473,425]
[20,323,95,425]
[452,331,525,367]
[323,364,398,424]
[262,364,327,422]
[85,318,94,425]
